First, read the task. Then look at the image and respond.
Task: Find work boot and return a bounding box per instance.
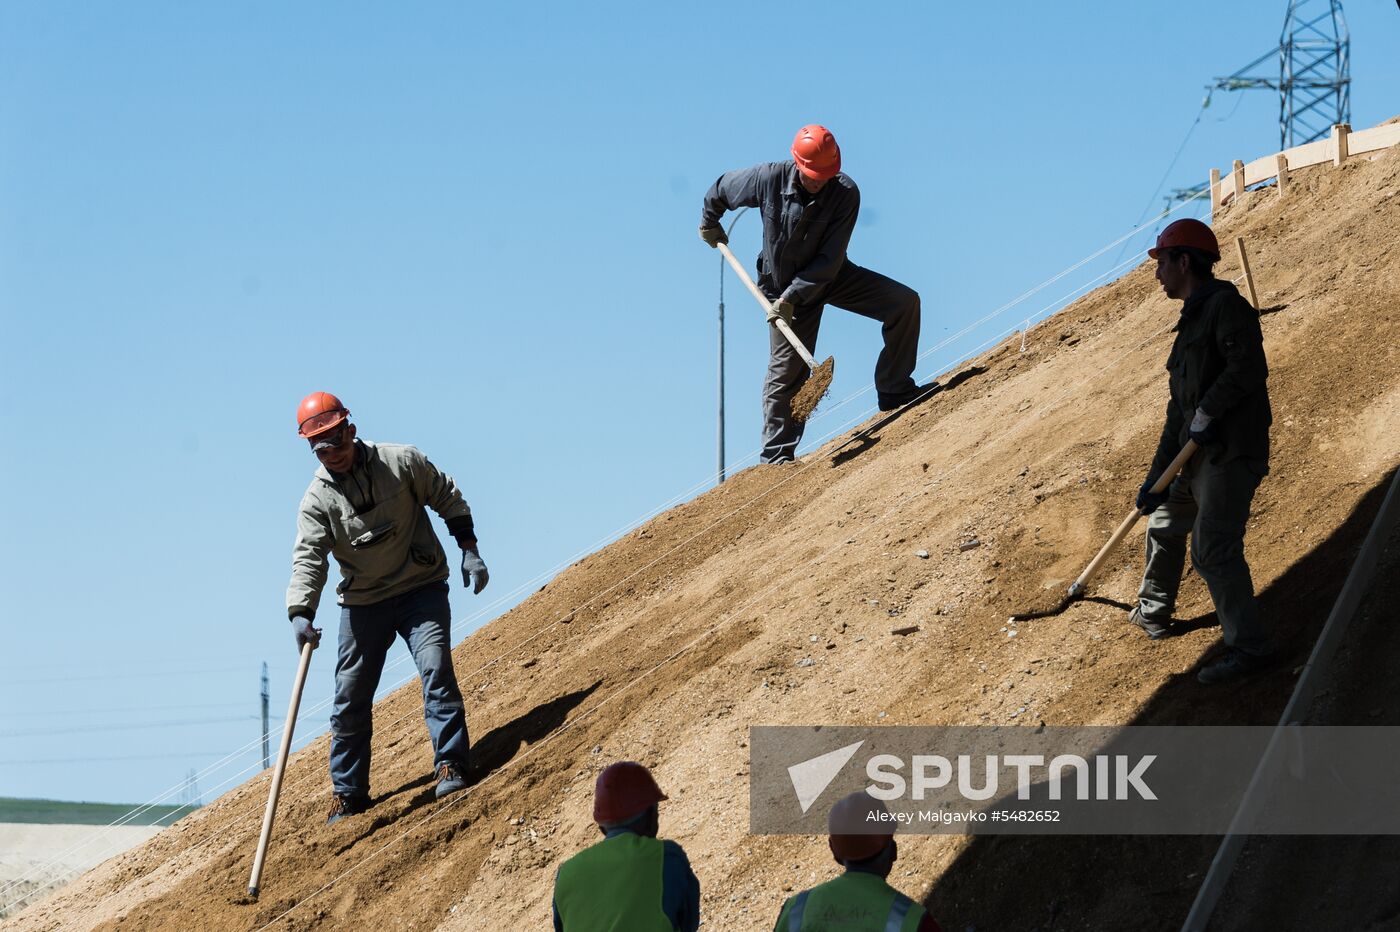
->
[434,761,469,800]
[1127,606,1172,640]
[326,792,369,825]
[877,382,940,412]
[1197,649,1273,685]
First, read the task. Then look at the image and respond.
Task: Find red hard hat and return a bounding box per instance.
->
[791,124,842,181]
[827,792,895,863]
[296,391,349,438]
[593,761,668,827]
[1148,218,1221,260]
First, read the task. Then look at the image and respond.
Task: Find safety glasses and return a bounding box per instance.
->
[308,424,349,453]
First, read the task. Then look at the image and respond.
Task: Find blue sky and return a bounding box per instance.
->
[1,2,1396,806]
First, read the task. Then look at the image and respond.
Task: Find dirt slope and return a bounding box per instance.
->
[9,139,1399,932]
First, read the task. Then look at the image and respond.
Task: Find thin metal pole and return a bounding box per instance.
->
[717,207,749,485]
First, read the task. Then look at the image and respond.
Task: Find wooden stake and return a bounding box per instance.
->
[1232,159,1245,202]
[1235,236,1260,310]
[1333,122,1350,166]
[1274,153,1288,197]
[1210,167,1222,212]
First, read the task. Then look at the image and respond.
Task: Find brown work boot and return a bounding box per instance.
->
[326,792,369,825]
[434,761,469,800]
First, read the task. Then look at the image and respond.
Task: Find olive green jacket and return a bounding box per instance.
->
[286,440,471,619]
[1151,279,1272,477]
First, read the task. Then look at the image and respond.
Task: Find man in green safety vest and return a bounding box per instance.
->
[552,761,701,931]
[773,792,942,932]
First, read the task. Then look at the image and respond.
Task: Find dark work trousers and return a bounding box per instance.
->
[329,581,469,797]
[1138,456,1272,656]
[761,260,920,463]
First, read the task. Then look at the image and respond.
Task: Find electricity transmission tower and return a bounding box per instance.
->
[1164,0,1350,208]
[1211,0,1350,149]
[178,769,202,807]
[260,662,271,770]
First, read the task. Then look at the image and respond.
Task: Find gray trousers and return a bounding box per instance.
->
[761,261,920,463]
[1138,456,1271,656]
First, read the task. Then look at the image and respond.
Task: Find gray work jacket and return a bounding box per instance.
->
[1151,279,1272,476]
[701,161,859,307]
[286,440,472,619]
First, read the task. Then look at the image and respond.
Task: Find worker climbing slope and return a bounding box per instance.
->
[772,792,942,931]
[552,761,701,931]
[699,124,932,464]
[284,392,490,822]
[1130,220,1274,684]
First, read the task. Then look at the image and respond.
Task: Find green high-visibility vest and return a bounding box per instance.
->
[554,833,673,932]
[775,871,928,932]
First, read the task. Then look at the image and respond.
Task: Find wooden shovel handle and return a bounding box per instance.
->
[716,242,821,370]
[247,639,314,896]
[1069,440,1199,596]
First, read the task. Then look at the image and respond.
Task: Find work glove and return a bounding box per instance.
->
[698,224,728,248]
[461,548,490,595]
[767,298,795,328]
[1188,407,1218,446]
[291,615,321,652]
[1136,475,1170,516]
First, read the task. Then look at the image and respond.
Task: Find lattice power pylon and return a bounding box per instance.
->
[1212,0,1350,149]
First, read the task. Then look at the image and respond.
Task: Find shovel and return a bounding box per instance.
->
[716,242,835,422]
[1010,440,1198,621]
[246,639,314,898]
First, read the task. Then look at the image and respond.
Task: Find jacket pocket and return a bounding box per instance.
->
[336,574,356,596]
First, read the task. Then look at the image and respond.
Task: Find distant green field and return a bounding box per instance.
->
[0,797,198,826]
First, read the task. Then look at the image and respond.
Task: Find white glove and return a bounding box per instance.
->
[1190,408,1214,432]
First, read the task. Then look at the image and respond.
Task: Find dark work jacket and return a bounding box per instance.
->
[701,161,859,306]
[1151,279,1272,477]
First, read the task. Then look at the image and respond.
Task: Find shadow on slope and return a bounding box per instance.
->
[919,467,1397,932]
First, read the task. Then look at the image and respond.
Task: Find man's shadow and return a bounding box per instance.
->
[375,680,603,811]
[468,679,603,782]
[830,365,987,467]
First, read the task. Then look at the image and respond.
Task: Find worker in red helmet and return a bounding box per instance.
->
[552,761,700,931]
[285,392,490,823]
[1133,219,1274,684]
[699,124,933,464]
[772,792,941,931]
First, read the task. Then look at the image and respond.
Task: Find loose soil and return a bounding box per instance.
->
[790,356,835,423]
[8,136,1399,932]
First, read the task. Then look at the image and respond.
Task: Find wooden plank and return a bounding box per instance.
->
[1348,121,1400,156]
[1333,123,1350,165]
[1232,159,1245,201]
[1275,153,1288,197]
[1210,167,1222,212]
[1241,154,1277,188]
[1235,236,1259,309]
[1282,138,1330,172]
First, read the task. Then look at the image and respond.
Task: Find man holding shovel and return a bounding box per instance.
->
[286,392,489,822]
[699,124,929,464]
[1133,219,1273,684]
